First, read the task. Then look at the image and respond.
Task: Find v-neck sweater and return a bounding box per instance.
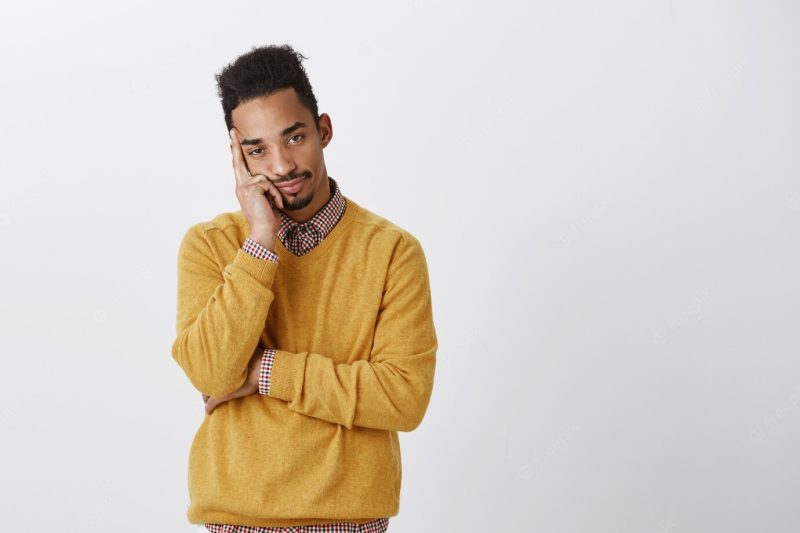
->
[171,195,438,528]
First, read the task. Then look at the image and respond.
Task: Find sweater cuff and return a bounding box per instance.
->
[230,248,278,288]
[266,349,307,401]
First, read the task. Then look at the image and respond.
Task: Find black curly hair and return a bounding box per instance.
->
[215,44,320,134]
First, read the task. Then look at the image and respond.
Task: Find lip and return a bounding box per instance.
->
[276,176,306,194]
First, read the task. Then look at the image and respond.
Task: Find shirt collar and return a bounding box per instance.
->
[277,176,346,241]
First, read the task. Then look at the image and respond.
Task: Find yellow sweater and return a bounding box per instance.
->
[171,196,438,527]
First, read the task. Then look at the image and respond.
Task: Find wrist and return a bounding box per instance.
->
[249,352,263,391]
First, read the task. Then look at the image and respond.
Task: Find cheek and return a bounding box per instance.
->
[247,162,267,174]
[308,152,325,172]
[299,142,321,161]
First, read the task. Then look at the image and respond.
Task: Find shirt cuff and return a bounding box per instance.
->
[258,348,277,395]
[243,237,279,262]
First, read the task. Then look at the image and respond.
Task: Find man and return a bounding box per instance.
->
[171,44,438,532]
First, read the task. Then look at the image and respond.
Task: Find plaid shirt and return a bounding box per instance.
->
[203,177,390,533]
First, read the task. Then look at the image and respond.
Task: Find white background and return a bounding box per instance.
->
[1,1,798,532]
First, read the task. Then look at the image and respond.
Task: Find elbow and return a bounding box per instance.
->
[398,415,423,433]
[397,385,433,432]
[171,340,245,397]
[397,405,427,432]
[196,371,246,398]
[395,354,436,432]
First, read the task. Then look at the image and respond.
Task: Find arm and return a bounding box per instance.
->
[171,225,279,397]
[259,234,437,432]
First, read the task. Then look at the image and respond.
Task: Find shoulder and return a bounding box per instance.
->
[205,209,248,235]
[177,209,248,252]
[346,201,431,292]
[347,198,423,251]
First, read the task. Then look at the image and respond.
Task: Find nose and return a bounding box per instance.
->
[270,145,297,178]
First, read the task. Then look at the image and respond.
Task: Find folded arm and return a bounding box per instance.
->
[258,234,438,432]
[171,226,279,397]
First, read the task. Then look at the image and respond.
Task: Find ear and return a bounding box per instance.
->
[318,113,333,148]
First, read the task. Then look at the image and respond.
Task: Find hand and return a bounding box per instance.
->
[202,348,264,415]
[230,128,284,243]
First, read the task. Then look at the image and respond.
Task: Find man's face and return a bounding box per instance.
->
[231,87,332,214]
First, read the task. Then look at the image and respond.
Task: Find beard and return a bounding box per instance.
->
[280,175,315,211]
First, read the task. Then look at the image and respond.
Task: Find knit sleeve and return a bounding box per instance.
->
[265,234,437,432]
[171,223,279,397]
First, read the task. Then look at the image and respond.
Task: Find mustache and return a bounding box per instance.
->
[274,171,309,184]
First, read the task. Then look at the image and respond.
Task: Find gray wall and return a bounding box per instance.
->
[0,1,797,531]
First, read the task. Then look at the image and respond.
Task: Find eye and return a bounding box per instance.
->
[288,134,304,144]
[249,148,265,156]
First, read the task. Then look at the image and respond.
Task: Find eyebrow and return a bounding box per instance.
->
[240,122,308,146]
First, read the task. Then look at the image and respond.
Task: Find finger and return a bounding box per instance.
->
[244,174,285,209]
[270,183,285,209]
[245,174,268,185]
[229,129,251,186]
[250,179,285,209]
[243,177,282,209]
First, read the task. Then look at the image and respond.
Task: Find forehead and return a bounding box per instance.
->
[232,87,312,136]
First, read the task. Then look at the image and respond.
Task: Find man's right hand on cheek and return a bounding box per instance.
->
[230,127,282,249]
